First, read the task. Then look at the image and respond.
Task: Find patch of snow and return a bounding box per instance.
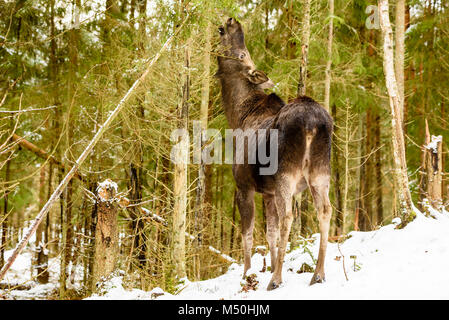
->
[5,209,449,300]
[152,210,449,300]
[85,276,155,300]
[425,135,442,153]
[96,179,118,197]
[79,209,449,300]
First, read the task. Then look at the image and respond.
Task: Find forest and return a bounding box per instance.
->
[0,0,448,300]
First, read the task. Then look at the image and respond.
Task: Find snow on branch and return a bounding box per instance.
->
[424,135,442,154]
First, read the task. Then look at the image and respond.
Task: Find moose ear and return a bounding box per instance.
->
[246,70,274,88]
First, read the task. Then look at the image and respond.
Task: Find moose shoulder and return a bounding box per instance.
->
[216,17,333,290]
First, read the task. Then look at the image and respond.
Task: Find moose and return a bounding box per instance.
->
[216,18,333,290]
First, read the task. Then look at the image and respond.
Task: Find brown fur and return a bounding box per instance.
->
[217,18,333,289]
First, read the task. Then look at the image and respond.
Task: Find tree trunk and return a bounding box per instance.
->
[374,114,384,225]
[395,0,405,125]
[332,104,343,236]
[35,165,50,283]
[1,150,12,268]
[356,114,365,231]
[362,109,373,230]
[423,120,443,210]
[60,0,80,295]
[285,0,296,100]
[129,161,146,268]
[297,0,311,96]
[91,180,119,292]
[137,0,147,50]
[172,39,190,280]
[323,0,334,112]
[378,0,414,223]
[193,21,211,280]
[341,102,351,233]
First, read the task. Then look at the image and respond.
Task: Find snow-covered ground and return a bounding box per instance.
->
[86,208,449,300]
[2,208,449,300]
[0,233,84,300]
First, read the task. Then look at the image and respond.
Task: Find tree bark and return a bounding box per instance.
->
[332,104,343,236]
[323,0,334,112]
[297,0,311,96]
[172,39,190,280]
[91,180,119,292]
[34,165,50,283]
[1,150,12,268]
[193,21,211,280]
[362,109,374,230]
[374,114,384,225]
[356,114,365,231]
[378,0,414,223]
[60,0,80,295]
[423,120,443,210]
[395,0,405,125]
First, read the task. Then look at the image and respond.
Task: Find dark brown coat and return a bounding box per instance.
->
[217,18,333,290]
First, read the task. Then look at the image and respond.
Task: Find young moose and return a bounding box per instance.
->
[216,18,333,290]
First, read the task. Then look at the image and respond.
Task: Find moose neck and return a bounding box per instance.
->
[219,75,260,129]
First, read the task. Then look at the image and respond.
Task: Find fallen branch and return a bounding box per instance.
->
[0,105,57,113]
[0,24,184,282]
[0,282,33,291]
[11,133,85,182]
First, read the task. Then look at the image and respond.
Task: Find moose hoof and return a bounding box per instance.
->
[309,274,325,286]
[267,280,280,291]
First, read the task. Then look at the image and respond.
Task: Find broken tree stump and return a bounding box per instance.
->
[91,179,119,292]
[421,120,443,211]
[425,135,443,209]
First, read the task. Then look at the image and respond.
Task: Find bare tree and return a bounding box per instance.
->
[324,0,334,112]
[297,0,311,96]
[193,21,212,280]
[378,0,414,221]
[395,0,405,124]
[172,40,190,280]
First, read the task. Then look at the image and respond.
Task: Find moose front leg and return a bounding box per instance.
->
[236,188,255,278]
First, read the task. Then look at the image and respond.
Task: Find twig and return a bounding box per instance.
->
[0,105,58,114]
[337,241,349,281]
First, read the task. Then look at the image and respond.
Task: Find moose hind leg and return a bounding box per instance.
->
[267,189,293,291]
[263,194,279,273]
[236,188,255,278]
[308,174,332,285]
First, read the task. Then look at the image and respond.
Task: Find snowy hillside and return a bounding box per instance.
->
[2,209,448,300]
[86,209,449,300]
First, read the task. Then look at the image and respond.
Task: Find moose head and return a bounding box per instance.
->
[216,17,274,90]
